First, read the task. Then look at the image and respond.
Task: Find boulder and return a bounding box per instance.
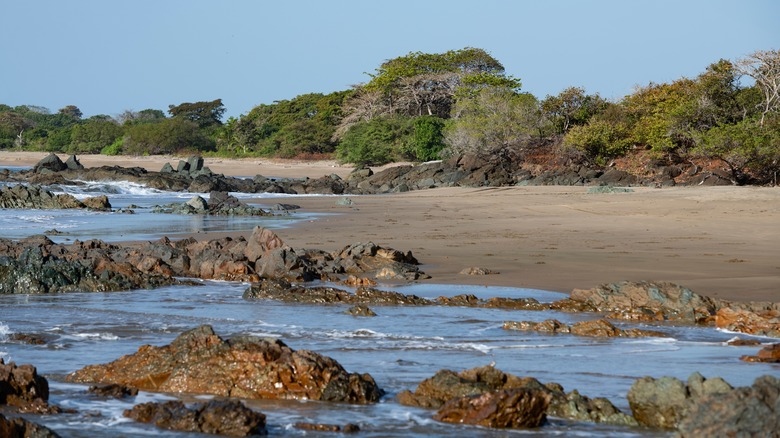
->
[82,195,111,211]
[125,399,265,437]
[244,226,286,263]
[0,359,60,414]
[716,307,780,338]
[676,375,780,437]
[740,343,780,363]
[627,372,733,429]
[66,325,383,404]
[64,155,84,170]
[88,384,139,398]
[398,366,636,426]
[570,281,718,323]
[32,153,67,173]
[433,389,550,429]
[503,318,666,338]
[0,413,61,438]
[0,185,86,210]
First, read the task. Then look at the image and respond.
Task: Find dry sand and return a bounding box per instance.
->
[2,152,778,303]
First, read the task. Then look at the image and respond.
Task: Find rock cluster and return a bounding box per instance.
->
[627,372,779,437]
[124,399,266,437]
[0,184,110,211]
[397,366,637,426]
[66,325,384,404]
[152,191,271,216]
[503,318,666,338]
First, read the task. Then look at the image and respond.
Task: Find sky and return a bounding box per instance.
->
[1,0,778,119]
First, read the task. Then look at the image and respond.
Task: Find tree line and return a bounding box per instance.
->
[1,47,778,184]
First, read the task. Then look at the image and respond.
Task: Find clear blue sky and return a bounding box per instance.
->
[1,0,777,119]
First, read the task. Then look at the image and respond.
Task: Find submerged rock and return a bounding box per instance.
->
[124,399,266,437]
[294,422,360,433]
[740,343,780,363]
[503,318,667,338]
[397,366,636,426]
[66,325,383,404]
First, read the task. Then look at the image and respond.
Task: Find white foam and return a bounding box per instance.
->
[62,332,119,341]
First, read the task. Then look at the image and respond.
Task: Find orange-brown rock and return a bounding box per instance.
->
[503,318,666,338]
[740,343,780,363]
[715,307,780,338]
[433,389,550,429]
[124,399,266,436]
[66,325,383,404]
[0,359,60,414]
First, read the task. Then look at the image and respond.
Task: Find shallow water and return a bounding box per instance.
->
[0,178,777,437]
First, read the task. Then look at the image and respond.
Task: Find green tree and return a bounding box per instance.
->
[123,118,214,155]
[410,116,446,161]
[541,87,608,134]
[168,99,226,129]
[336,116,414,165]
[69,116,123,153]
[58,105,83,120]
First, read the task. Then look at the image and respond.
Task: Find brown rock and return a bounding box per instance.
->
[294,422,360,433]
[66,325,383,404]
[0,359,60,414]
[345,304,377,317]
[82,195,111,211]
[716,307,780,338]
[503,318,665,338]
[124,399,266,437]
[244,226,286,263]
[88,384,139,398]
[740,343,780,363]
[0,412,61,438]
[433,389,550,429]
[726,338,762,346]
[459,267,499,275]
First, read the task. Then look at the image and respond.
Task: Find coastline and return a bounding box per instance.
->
[2,151,778,303]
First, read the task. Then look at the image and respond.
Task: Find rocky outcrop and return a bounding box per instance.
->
[676,375,779,438]
[0,236,180,294]
[0,185,110,211]
[0,413,61,438]
[503,318,666,338]
[570,281,719,323]
[124,399,266,437]
[397,366,636,426]
[88,384,139,398]
[0,359,60,414]
[152,191,271,216]
[66,325,383,404]
[627,372,733,429]
[715,306,780,338]
[433,388,550,429]
[243,278,433,305]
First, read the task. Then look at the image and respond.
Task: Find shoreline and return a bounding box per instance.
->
[2,151,779,303]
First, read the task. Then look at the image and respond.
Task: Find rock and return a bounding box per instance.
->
[0,359,60,414]
[32,153,67,173]
[160,162,174,173]
[676,375,780,437]
[345,304,377,317]
[433,389,550,429]
[716,307,780,338]
[124,399,266,437]
[336,197,354,206]
[66,325,383,404]
[570,281,718,323]
[503,318,666,338]
[459,267,499,275]
[726,337,762,346]
[244,226,286,263]
[294,422,360,433]
[0,185,87,210]
[64,155,84,170]
[342,275,377,287]
[185,196,208,212]
[0,413,61,438]
[82,195,111,211]
[88,384,139,398]
[7,333,48,345]
[398,366,635,426]
[740,343,780,363]
[627,372,733,429]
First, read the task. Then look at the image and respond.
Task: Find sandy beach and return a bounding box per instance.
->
[2,151,778,303]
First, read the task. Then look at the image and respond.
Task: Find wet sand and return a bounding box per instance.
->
[2,151,778,303]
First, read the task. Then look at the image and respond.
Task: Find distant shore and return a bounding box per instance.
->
[2,151,778,304]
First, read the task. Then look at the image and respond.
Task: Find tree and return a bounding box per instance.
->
[410,116,446,161]
[336,116,414,165]
[0,111,33,148]
[58,105,83,120]
[337,48,520,137]
[736,49,780,126]
[444,88,545,159]
[123,118,214,155]
[541,87,608,134]
[118,108,166,125]
[168,99,226,128]
[69,117,123,153]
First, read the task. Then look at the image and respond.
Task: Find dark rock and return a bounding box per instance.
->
[345,304,377,317]
[0,185,86,210]
[124,399,266,437]
[0,359,60,414]
[7,333,48,345]
[32,154,67,173]
[433,388,550,429]
[64,155,84,171]
[0,412,61,438]
[294,422,360,433]
[160,162,174,173]
[88,383,139,398]
[67,325,383,404]
[676,375,780,438]
[726,337,762,346]
[82,195,111,211]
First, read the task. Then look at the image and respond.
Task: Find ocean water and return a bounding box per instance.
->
[0,177,778,437]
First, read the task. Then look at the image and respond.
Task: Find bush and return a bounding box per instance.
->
[410,116,446,161]
[336,117,413,165]
[101,137,124,155]
[564,119,631,159]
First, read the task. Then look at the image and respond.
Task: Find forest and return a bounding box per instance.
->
[1,47,778,184]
